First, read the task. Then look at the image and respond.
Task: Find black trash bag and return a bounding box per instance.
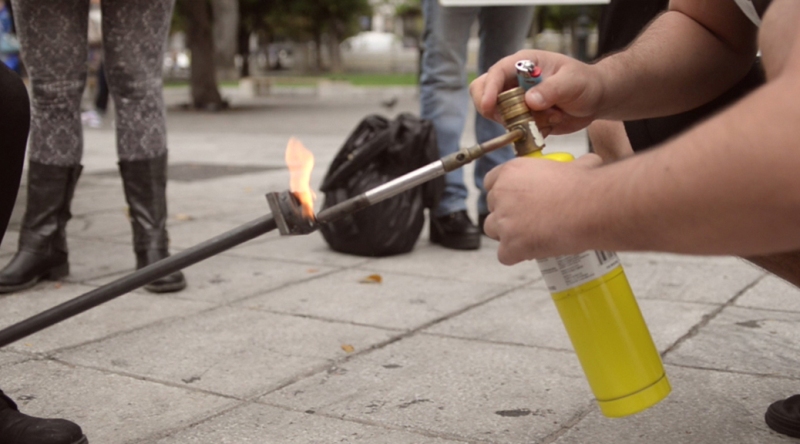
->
[319,113,442,257]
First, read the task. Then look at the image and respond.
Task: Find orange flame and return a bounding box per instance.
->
[285,137,316,219]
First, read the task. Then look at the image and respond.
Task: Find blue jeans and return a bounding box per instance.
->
[420,0,534,217]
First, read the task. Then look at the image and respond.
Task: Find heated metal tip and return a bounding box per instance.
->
[266,191,318,236]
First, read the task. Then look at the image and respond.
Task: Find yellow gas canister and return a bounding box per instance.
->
[530,151,671,417]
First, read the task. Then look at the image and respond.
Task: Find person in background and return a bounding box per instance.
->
[420,0,534,250]
[0,0,186,294]
[0,58,88,444]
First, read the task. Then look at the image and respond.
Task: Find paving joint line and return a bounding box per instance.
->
[661,273,767,357]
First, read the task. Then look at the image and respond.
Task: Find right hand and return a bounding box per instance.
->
[470,49,605,136]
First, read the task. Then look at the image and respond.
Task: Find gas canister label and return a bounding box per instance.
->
[537,251,621,293]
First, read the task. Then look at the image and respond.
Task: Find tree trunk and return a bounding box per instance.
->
[328,20,344,74]
[237,27,250,78]
[211,0,239,81]
[185,0,226,110]
[314,32,324,72]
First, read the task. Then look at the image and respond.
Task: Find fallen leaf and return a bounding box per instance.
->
[307,268,319,274]
[341,344,355,353]
[53,282,62,289]
[359,274,382,284]
[175,213,194,221]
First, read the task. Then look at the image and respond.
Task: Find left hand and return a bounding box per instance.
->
[484,153,604,265]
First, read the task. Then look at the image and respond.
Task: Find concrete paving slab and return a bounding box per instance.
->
[0,282,213,353]
[1,359,235,444]
[424,285,719,353]
[236,267,514,331]
[63,238,138,282]
[0,350,29,367]
[666,305,800,378]
[89,254,338,305]
[68,208,133,240]
[554,365,795,444]
[81,131,120,172]
[155,402,466,443]
[621,253,764,304]
[364,241,542,286]
[167,133,342,169]
[228,233,374,268]
[57,306,396,398]
[163,218,274,251]
[736,274,800,313]
[164,182,272,223]
[263,334,594,444]
[70,178,127,214]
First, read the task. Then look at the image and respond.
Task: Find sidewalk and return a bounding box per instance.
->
[0,86,798,443]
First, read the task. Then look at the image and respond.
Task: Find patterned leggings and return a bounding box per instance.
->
[11,0,175,166]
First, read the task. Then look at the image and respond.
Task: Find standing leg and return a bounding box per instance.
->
[0,63,28,246]
[0,48,88,444]
[102,0,185,293]
[0,0,88,293]
[420,0,482,250]
[474,6,535,229]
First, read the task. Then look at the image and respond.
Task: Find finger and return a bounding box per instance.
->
[486,190,495,213]
[480,53,524,117]
[470,73,487,115]
[483,213,499,240]
[496,242,523,266]
[525,86,550,111]
[484,164,502,192]
[574,152,603,168]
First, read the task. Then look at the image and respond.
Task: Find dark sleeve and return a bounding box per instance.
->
[597,0,668,56]
[0,63,29,246]
[596,0,766,152]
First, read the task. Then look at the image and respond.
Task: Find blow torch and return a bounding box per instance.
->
[0,60,670,419]
[496,61,671,418]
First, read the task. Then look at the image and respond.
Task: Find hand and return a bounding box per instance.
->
[483,154,604,265]
[470,49,603,136]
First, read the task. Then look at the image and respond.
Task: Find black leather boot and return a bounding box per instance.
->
[0,163,82,294]
[119,154,186,293]
[0,390,87,444]
[430,210,481,250]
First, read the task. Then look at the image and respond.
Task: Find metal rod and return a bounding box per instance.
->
[0,215,278,348]
[0,128,526,347]
[365,162,445,204]
[315,129,523,225]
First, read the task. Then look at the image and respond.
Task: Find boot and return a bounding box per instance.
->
[118,154,186,293]
[0,163,82,294]
[0,390,87,444]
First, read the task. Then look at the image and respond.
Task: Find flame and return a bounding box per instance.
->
[285,137,316,219]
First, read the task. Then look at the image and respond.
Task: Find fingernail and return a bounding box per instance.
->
[527,91,546,108]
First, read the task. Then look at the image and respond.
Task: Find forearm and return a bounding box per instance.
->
[593,2,758,120]
[587,76,800,256]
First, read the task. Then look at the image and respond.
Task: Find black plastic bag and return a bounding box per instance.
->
[319,113,442,257]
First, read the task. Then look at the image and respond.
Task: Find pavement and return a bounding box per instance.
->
[0,84,799,444]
